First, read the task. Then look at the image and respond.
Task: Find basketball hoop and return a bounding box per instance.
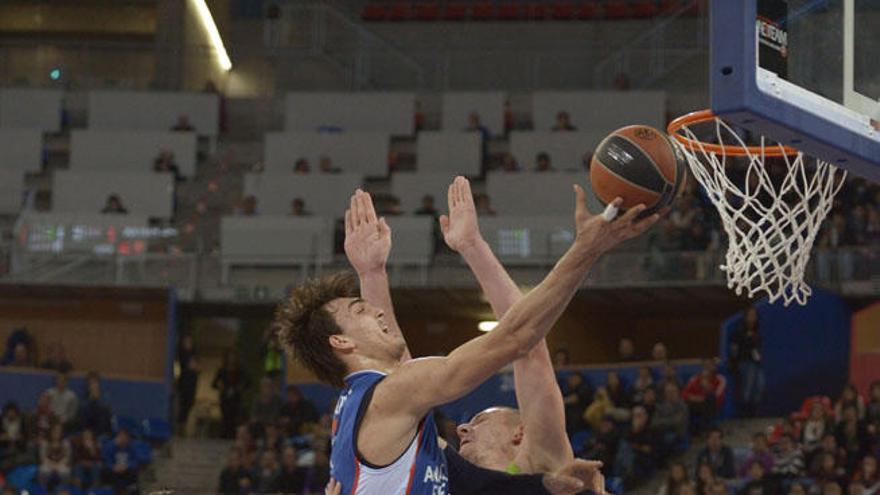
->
[667,110,847,306]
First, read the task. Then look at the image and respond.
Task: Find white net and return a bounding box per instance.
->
[671,117,847,306]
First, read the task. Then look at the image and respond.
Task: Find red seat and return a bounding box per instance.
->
[361,3,388,21]
[497,3,524,20]
[443,3,467,20]
[388,2,413,21]
[551,3,576,20]
[682,0,707,17]
[604,1,630,18]
[415,2,440,20]
[577,2,599,19]
[659,0,681,13]
[631,0,659,18]
[526,2,548,20]
[471,2,494,20]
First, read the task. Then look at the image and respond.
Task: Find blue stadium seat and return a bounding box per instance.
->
[6,464,37,489]
[142,417,171,443]
[569,429,592,454]
[132,439,153,465]
[606,476,625,495]
[111,415,142,437]
[24,481,48,495]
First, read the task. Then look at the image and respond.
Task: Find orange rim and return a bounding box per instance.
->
[667,109,799,157]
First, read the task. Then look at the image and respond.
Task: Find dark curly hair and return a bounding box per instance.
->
[274,272,358,388]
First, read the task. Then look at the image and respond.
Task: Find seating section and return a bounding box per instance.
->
[487,171,590,215]
[88,90,219,136]
[442,91,506,136]
[531,90,667,132]
[0,129,43,173]
[385,216,435,264]
[285,92,415,135]
[0,89,63,132]
[509,130,607,171]
[70,130,198,176]
[52,171,174,218]
[0,168,24,214]
[243,173,364,217]
[391,172,460,213]
[478,215,574,264]
[221,217,335,278]
[263,131,390,177]
[416,131,483,175]
[361,0,702,22]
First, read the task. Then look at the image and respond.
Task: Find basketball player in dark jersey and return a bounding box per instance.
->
[276,183,657,495]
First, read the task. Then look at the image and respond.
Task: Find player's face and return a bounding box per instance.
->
[326,297,406,361]
[456,408,519,465]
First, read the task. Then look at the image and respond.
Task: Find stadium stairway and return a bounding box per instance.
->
[141,437,232,495]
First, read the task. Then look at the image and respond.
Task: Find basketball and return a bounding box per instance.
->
[590,125,686,215]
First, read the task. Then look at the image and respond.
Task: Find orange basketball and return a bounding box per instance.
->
[590,125,686,215]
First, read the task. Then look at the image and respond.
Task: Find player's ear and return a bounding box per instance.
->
[329,334,355,352]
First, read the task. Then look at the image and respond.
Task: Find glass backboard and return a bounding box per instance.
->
[711,0,880,181]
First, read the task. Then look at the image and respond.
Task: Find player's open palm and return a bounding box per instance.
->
[344,189,391,275]
[439,176,483,252]
[572,185,660,256]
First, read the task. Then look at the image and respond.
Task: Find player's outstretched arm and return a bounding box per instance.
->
[440,176,571,471]
[373,183,659,423]
[343,189,410,362]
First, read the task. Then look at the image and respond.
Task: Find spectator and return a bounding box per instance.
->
[499,153,520,173]
[474,193,497,216]
[46,372,78,428]
[561,372,592,436]
[219,449,249,495]
[253,450,280,493]
[234,424,257,468]
[825,483,844,495]
[236,195,259,216]
[293,158,310,174]
[279,385,319,437]
[739,432,775,479]
[101,194,128,215]
[251,377,283,428]
[729,306,765,417]
[618,405,656,479]
[535,152,554,172]
[177,334,199,428]
[414,100,425,133]
[318,155,341,174]
[651,382,689,454]
[633,366,655,404]
[376,194,403,216]
[38,422,71,490]
[584,387,613,431]
[552,111,577,131]
[738,460,775,495]
[852,456,879,491]
[102,429,139,494]
[4,342,32,368]
[803,401,833,453]
[466,111,491,140]
[32,392,54,440]
[290,197,311,217]
[696,428,736,479]
[771,434,806,479]
[606,371,632,411]
[71,428,102,489]
[619,337,638,362]
[660,364,681,390]
[415,195,438,217]
[682,359,727,434]
[306,445,332,493]
[707,480,729,495]
[1,328,33,367]
[789,482,809,495]
[257,422,283,455]
[213,349,250,439]
[171,114,195,132]
[835,385,866,423]
[695,461,718,495]
[680,482,699,495]
[583,415,619,474]
[40,342,73,373]
[0,402,28,469]
[848,481,868,495]
[867,381,880,424]
[553,348,570,368]
[272,446,305,494]
[652,342,669,362]
[811,452,847,489]
[658,462,690,495]
[78,372,112,436]
[153,150,183,181]
[809,434,848,476]
[836,406,867,472]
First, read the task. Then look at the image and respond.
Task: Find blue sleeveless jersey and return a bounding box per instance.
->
[330,370,448,495]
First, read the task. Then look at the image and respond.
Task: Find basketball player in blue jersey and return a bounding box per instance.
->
[275,182,658,495]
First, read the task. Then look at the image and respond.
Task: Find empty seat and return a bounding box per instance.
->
[441,92,506,136]
[361,3,387,20]
[385,216,435,265]
[243,173,364,217]
[0,129,42,173]
[88,90,219,136]
[0,168,24,214]
[0,89,63,132]
[391,173,457,213]
[70,130,198,176]
[531,91,667,132]
[285,92,415,135]
[486,172,590,216]
[52,171,174,218]
[416,2,441,20]
[444,3,468,20]
[416,131,483,176]
[508,131,607,172]
[604,1,630,18]
[263,131,390,177]
[551,3,576,20]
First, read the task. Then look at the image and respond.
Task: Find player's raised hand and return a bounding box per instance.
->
[344,189,392,275]
[572,184,659,257]
[543,459,609,495]
[439,176,483,253]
